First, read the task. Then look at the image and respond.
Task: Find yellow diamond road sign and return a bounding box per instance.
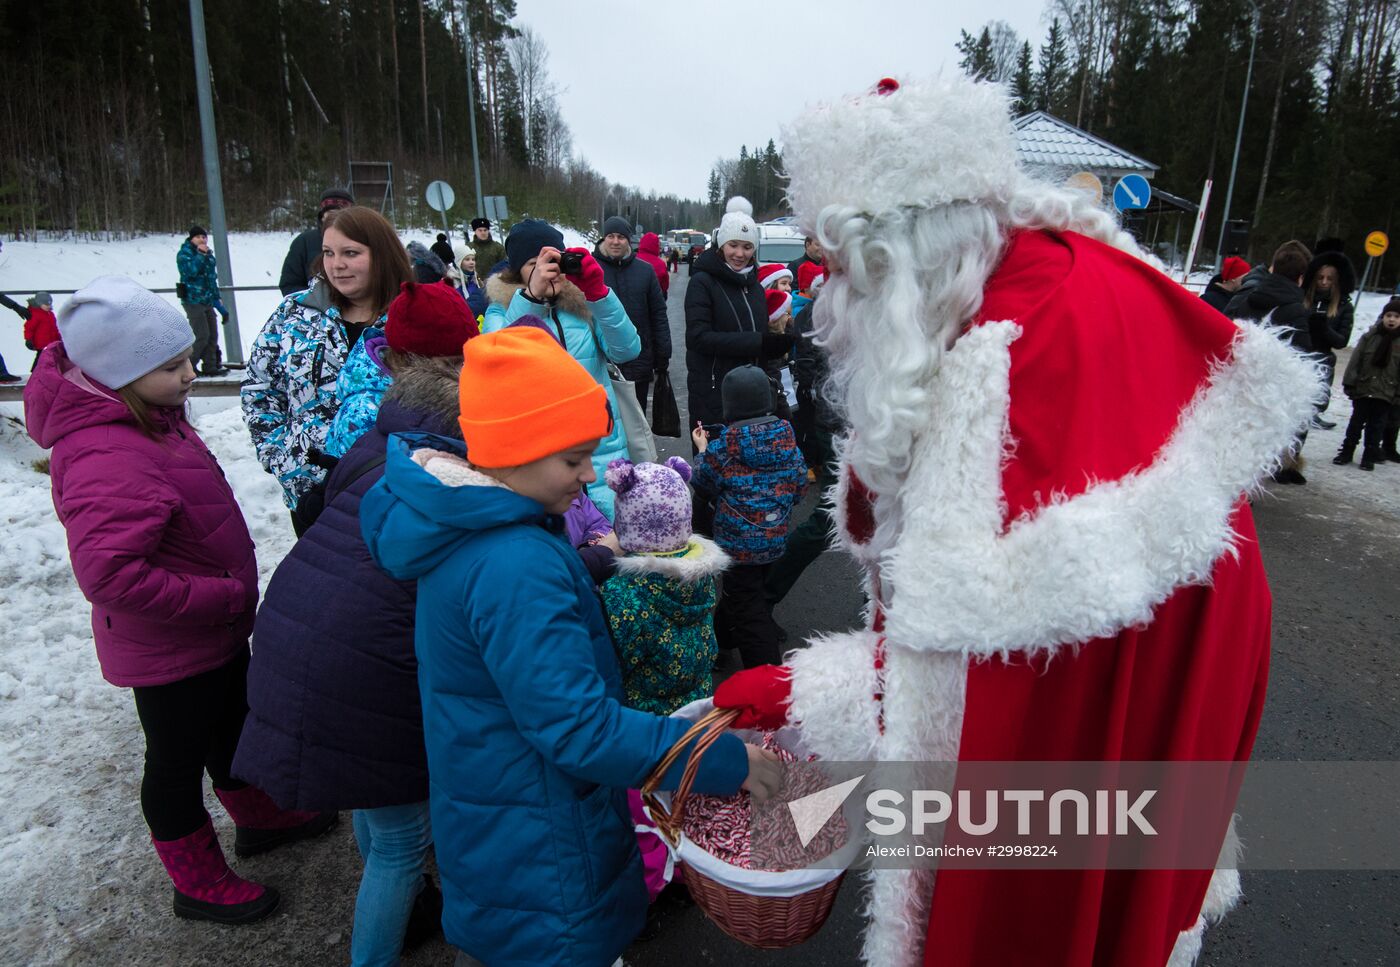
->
[1365,231,1388,257]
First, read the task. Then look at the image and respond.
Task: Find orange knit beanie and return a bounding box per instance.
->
[458,326,612,467]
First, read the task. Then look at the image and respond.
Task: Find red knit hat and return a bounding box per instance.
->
[797,261,827,293]
[1221,257,1251,282]
[757,263,793,289]
[766,289,793,322]
[385,281,479,357]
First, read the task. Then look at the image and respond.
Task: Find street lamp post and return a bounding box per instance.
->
[460,0,485,219]
[1213,1,1260,272]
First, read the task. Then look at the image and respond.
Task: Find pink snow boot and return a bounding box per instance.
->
[214,784,338,858]
[152,816,280,924]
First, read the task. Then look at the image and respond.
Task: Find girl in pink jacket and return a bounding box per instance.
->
[23,277,333,927]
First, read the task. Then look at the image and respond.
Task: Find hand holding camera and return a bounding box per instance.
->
[562,247,609,302]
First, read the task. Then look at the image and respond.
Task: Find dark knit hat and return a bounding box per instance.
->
[186,224,207,240]
[471,217,491,230]
[406,240,448,283]
[319,187,355,211]
[601,215,632,239]
[1383,298,1400,317]
[721,365,775,422]
[385,281,479,358]
[505,219,565,271]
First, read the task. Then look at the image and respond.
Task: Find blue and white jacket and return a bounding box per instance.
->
[240,278,385,507]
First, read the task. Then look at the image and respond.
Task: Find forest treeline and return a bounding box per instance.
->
[952,0,1400,277]
[0,0,701,237]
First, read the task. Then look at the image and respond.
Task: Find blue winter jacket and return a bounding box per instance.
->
[482,276,640,518]
[176,239,220,306]
[692,416,809,564]
[325,332,392,458]
[360,432,747,967]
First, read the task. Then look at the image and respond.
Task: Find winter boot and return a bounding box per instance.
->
[1360,448,1379,471]
[214,785,338,858]
[401,874,444,952]
[151,816,280,924]
[1382,425,1400,463]
[1333,445,1355,466]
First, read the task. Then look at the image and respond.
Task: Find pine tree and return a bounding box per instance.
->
[1012,40,1036,115]
[1037,18,1069,114]
[956,27,996,81]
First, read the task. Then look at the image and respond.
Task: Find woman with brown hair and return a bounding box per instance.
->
[241,205,413,533]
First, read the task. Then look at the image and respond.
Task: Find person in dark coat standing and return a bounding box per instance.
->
[430,232,456,268]
[785,235,824,283]
[595,215,670,409]
[1302,245,1357,428]
[278,188,355,296]
[684,197,793,431]
[234,299,475,963]
[176,226,228,377]
[1225,239,1316,483]
[467,217,507,278]
[1200,256,1251,313]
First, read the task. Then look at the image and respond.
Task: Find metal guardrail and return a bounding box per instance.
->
[1,285,285,297]
[0,373,245,403]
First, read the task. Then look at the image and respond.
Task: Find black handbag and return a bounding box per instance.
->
[651,369,681,438]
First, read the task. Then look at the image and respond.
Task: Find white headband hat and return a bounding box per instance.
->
[715,196,758,248]
[781,75,1021,233]
[57,275,194,389]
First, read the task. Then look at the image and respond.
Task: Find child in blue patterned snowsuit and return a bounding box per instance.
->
[691,365,807,669]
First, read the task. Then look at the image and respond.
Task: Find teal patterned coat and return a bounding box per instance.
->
[601,536,730,715]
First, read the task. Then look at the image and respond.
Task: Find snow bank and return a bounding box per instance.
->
[0,406,294,958]
[0,224,593,376]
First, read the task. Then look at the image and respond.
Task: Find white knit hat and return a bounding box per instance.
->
[57,276,194,389]
[781,75,1020,232]
[715,196,758,248]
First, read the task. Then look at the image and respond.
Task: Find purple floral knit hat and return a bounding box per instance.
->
[605,457,694,553]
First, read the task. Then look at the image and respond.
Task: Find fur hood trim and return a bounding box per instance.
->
[883,318,1323,661]
[383,355,462,431]
[484,274,592,324]
[411,448,509,490]
[612,536,730,582]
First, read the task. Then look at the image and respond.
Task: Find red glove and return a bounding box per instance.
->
[564,248,610,301]
[713,665,793,730]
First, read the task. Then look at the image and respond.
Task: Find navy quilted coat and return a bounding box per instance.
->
[233,369,459,811]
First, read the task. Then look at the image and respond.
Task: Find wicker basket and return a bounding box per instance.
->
[640,706,847,949]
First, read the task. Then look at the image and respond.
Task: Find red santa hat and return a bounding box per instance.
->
[797,261,827,293]
[765,289,792,322]
[757,263,792,289]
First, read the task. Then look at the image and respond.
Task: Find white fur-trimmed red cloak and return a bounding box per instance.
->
[785,229,1323,967]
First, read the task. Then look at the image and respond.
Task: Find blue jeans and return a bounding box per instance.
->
[351,801,433,967]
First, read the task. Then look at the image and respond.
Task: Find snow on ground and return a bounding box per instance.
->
[0,406,296,960]
[0,223,592,377]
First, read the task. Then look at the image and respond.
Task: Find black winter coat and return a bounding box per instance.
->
[233,363,460,811]
[1223,267,1313,353]
[278,225,323,296]
[594,247,671,382]
[685,247,771,424]
[1302,252,1357,368]
[1200,277,1235,314]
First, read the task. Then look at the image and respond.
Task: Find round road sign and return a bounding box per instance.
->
[425,180,456,213]
[1364,231,1388,257]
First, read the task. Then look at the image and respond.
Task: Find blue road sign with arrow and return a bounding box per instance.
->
[1113,174,1152,212]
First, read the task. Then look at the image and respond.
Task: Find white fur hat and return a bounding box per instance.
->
[781,75,1020,231]
[715,196,758,248]
[57,275,194,389]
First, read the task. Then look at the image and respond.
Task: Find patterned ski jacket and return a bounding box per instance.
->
[692,416,808,564]
[176,239,220,306]
[601,537,729,715]
[325,331,392,459]
[240,278,385,507]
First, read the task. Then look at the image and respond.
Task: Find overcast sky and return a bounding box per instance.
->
[517,0,1048,200]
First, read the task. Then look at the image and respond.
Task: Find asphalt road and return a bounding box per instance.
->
[99,266,1398,966]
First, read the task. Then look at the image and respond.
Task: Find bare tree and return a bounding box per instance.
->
[509,25,553,161]
[987,20,1023,81]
